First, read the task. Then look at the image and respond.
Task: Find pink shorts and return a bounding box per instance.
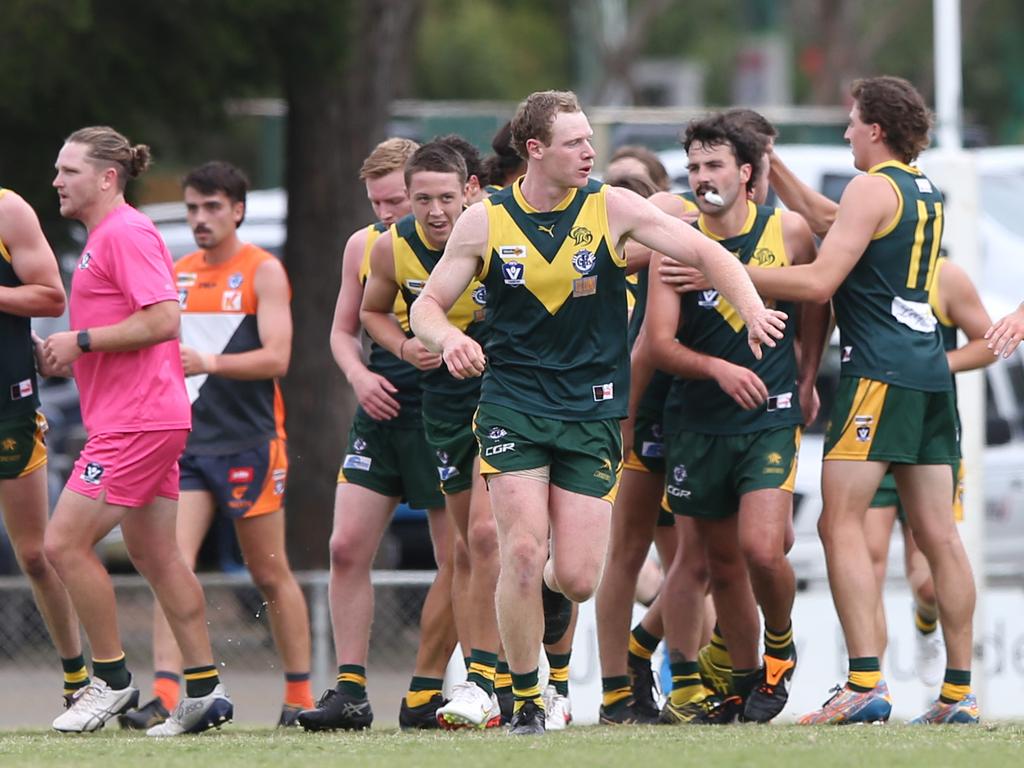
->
[66,429,189,508]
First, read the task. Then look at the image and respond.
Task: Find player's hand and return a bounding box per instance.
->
[352,370,401,421]
[985,305,1024,359]
[42,331,82,369]
[440,330,486,380]
[659,263,709,294]
[746,307,787,360]
[712,360,768,410]
[799,378,820,427]
[180,344,217,376]
[33,330,72,377]
[401,338,443,371]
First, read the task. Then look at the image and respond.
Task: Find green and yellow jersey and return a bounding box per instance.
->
[0,188,40,421]
[664,202,802,435]
[358,221,421,425]
[391,214,488,422]
[480,179,628,420]
[833,161,950,391]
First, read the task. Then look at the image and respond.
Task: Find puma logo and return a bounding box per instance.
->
[537,224,555,237]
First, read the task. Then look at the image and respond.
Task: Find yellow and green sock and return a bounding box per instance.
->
[848,657,881,693]
[337,664,367,697]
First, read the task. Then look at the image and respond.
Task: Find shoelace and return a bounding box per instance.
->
[819,684,844,708]
[71,683,106,710]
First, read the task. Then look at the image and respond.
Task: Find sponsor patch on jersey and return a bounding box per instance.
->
[573,275,597,297]
[81,462,104,485]
[177,272,198,287]
[9,379,33,401]
[501,260,525,286]
[228,466,254,484]
[766,392,792,412]
[343,454,373,471]
[404,279,426,295]
[915,178,934,194]
[697,289,720,308]
[228,272,244,289]
[483,442,515,457]
[572,248,596,274]
[891,296,937,334]
[640,441,664,458]
[592,383,614,401]
[222,290,243,311]
[499,245,527,259]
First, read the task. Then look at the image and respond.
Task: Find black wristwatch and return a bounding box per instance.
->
[76,329,92,353]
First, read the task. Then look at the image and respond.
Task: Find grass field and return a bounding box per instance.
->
[0,724,1020,768]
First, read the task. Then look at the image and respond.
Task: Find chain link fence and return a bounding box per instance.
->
[0,570,437,728]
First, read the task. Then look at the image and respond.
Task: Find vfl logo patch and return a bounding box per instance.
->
[228,272,244,289]
[572,249,596,274]
[178,289,189,308]
[78,252,92,270]
[570,226,593,247]
[501,261,525,286]
[697,290,720,308]
[854,415,873,443]
[343,454,372,471]
[81,462,104,485]
[438,466,460,481]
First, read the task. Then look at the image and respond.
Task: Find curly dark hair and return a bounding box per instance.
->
[682,113,767,194]
[851,76,932,163]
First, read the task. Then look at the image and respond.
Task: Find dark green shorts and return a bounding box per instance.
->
[473,402,622,502]
[824,377,959,464]
[422,411,476,496]
[337,411,444,510]
[664,426,799,519]
[0,410,47,480]
[623,410,665,475]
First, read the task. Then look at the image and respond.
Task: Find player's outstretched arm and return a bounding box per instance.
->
[411,203,487,379]
[769,149,839,239]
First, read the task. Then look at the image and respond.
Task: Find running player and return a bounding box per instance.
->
[410,90,786,735]
[43,126,231,736]
[0,187,88,712]
[299,139,458,732]
[118,161,312,730]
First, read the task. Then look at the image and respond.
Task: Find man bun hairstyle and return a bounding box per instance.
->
[66,125,151,190]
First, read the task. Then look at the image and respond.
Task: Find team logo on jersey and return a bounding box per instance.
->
[501,261,525,286]
[472,286,487,305]
[673,464,687,484]
[570,226,593,247]
[0,438,17,452]
[228,272,244,289]
[697,290,720,308]
[78,252,92,270]
[499,245,527,259]
[764,452,784,475]
[228,466,254,484]
[666,464,691,498]
[752,248,776,266]
[572,249,596,274]
[436,450,449,465]
[854,415,873,442]
[80,462,104,485]
[404,279,426,295]
[222,290,242,311]
[487,427,507,440]
[592,383,614,402]
[177,272,197,287]
[353,437,367,453]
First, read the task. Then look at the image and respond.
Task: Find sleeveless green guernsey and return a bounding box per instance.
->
[481,179,628,420]
[0,188,40,420]
[358,221,421,425]
[391,214,487,422]
[833,161,950,391]
[664,202,802,435]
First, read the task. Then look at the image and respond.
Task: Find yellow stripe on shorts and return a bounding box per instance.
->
[826,379,888,461]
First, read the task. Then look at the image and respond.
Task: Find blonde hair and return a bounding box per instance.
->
[66,126,150,190]
[360,138,420,181]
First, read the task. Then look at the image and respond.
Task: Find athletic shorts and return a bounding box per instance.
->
[66,429,188,508]
[473,402,622,502]
[622,411,666,475]
[337,410,443,510]
[824,377,959,464]
[179,437,288,519]
[656,507,675,527]
[423,411,476,496]
[664,426,800,519]
[0,410,48,480]
[871,460,964,523]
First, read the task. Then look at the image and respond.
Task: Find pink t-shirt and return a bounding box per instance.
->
[69,204,191,435]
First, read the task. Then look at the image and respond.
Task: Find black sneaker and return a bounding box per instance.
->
[278,704,303,728]
[399,693,445,730]
[598,698,660,725]
[743,652,797,723]
[118,697,169,730]
[542,583,573,645]
[509,699,546,735]
[496,688,514,725]
[297,688,373,731]
[660,693,743,725]
[627,654,660,719]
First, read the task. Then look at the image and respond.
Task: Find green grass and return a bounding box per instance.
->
[0,724,1021,768]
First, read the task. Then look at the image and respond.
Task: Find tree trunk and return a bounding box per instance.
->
[280,0,420,568]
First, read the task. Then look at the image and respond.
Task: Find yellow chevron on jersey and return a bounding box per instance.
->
[392,218,486,333]
[695,201,788,333]
[359,221,410,332]
[481,180,624,316]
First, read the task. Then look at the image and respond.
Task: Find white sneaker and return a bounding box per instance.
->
[542,684,572,730]
[146,684,233,736]
[914,624,945,687]
[484,692,502,729]
[52,677,139,733]
[437,681,493,729]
